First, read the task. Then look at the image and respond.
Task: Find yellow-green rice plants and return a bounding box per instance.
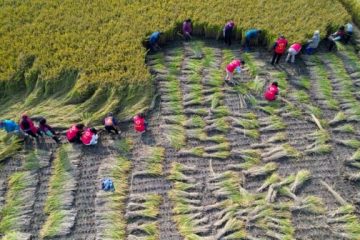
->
[262,144,301,162]
[333,124,355,134]
[312,56,339,110]
[327,203,360,239]
[243,162,278,177]
[0,133,22,163]
[146,147,165,176]
[329,111,347,126]
[0,171,37,235]
[40,145,77,239]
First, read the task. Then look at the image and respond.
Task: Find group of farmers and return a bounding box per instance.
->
[148,20,354,102]
[0,112,148,145]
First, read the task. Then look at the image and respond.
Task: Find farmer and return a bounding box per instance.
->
[81,127,99,146]
[148,31,162,51]
[305,30,320,55]
[344,22,353,44]
[244,29,261,51]
[328,26,345,51]
[285,43,302,63]
[66,123,84,143]
[224,59,245,85]
[271,35,288,65]
[182,19,192,41]
[133,113,147,133]
[103,112,119,134]
[223,20,235,46]
[38,118,60,143]
[0,120,20,134]
[19,114,41,138]
[264,82,279,101]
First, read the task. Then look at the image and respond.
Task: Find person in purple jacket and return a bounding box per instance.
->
[38,118,61,143]
[182,19,192,41]
[223,20,235,46]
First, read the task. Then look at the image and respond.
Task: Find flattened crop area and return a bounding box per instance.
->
[1,39,360,240]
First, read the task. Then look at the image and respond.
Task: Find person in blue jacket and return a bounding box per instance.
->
[244,29,261,51]
[0,120,20,133]
[148,31,162,51]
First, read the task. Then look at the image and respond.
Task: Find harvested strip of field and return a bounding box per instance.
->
[39,145,78,239]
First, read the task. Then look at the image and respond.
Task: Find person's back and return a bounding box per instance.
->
[274,37,288,54]
[264,83,279,101]
[149,32,160,44]
[291,43,302,53]
[245,29,259,39]
[81,128,95,145]
[66,124,83,142]
[134,114,146,132]
[226,60,241,73]
[183,20,192,33]
[308,31,320,49]
[1,120,19,133]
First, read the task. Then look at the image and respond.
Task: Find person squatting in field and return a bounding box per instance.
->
[39,118,61,143]
[244,29,261,51]
[81,127,99,146]
[305,30,320,55]
[148,31,162,51]
[271,35,288,65]
[224,59,245,85]
[328,26,345,51]
[0,120,20,134]
[133,113,147,133]
[182,19,192,41]
[223,20,235,46]
[103,112,119,134]
[344,22,353,44]
[19,114,41,139]
[264,82,279,101]
[66,123,84,143]
[286,43,302,63]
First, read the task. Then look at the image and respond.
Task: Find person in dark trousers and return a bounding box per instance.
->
[148,31,162,51]
[66,123,84,143]
[328,26,345,51]
[38,118,61,143]
[244,29,261,51]
[19,114,41,138]
[103,112,119,134]
[223,20,235,46]
[182,19,192,41]
[271,35,288,65]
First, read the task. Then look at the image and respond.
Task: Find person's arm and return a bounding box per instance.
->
[235,66,242,74]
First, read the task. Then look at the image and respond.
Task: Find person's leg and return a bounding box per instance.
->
[26,130,38,138]
[271,52,277,65]
[228,71,234,83]
[245,37,250,50]
[285,52,290,62]
[275,53,282,64]
[328,40,335,51]
[105,126,112,133]
[291,53,296,63]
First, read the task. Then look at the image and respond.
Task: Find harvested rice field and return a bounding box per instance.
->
[2,33,360,239]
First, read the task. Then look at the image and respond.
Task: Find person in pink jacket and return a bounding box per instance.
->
[286,43,302,63]
[224,59,245,84]
[182,19,192,41]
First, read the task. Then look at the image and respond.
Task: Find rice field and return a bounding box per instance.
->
[1,1,360,240]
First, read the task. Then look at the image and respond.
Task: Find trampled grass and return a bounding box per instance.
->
[0,0,350,123]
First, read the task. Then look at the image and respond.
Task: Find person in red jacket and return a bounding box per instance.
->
[66,124,84,143]
[133,113,147,133]
[264,82,279,101]
[81,128,99,146]
[224,59,245,84]
[19,114,41,138]
[271,35,288,65]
